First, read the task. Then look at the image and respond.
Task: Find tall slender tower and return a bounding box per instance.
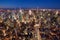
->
[34,8,42,40]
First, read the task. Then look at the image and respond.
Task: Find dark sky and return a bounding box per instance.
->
[0,0,60,9]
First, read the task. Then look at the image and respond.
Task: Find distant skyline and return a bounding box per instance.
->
[0,0,60,9]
